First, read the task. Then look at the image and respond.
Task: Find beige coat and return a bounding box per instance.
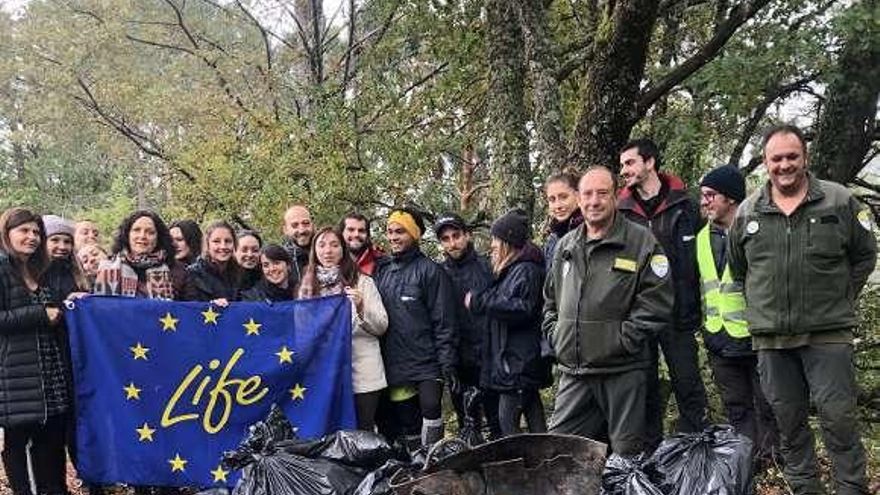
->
[352,275,388,393]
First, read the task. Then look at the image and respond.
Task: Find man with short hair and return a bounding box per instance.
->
[618,138,708,447]
[697,164,778,465]
[434,212,501,441]
[281,205,314,284]
[340,212,385,275]
[729,124,876,495]
[545,166,673,455]
[374,208,458,446]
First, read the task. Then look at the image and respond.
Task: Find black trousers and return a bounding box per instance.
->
[497,388,547,436]
[708,353,779,461]
[645,328,708,449]
[355,390,383,432]
[2,414,68,495]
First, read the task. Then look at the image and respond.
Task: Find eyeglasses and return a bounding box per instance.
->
[701,190,719,201]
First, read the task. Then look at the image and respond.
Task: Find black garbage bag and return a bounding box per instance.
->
[600,453,663,495]
[457,386,485,447]
[351,459,415,495]
[222,404,367,495]
[647,425,753,495]
[279,430,402,470]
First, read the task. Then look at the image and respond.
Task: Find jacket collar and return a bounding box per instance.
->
[549,209,584,237]
[572,213,629,249]
[391,245,422,264]
[755,172,825,213]
[446,243,477,267]
[618,172,689,218]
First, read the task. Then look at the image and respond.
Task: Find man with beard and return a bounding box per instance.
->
[340,212,385,275]
[374,208,458,446]
[281,205,314,285]
[618,138,708,449]
[434,212,501,441]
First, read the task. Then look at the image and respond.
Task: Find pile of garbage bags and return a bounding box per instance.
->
[209,406,753,495]
[601,425,754,495]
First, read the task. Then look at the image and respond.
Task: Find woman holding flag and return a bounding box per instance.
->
[298,226,388,431]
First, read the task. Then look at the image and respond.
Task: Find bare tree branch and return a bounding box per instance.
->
[637,0,772,117]
[728,75,817,167]
[125,34,195,55]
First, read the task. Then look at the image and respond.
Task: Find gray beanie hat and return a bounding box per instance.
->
[42,215,75,238]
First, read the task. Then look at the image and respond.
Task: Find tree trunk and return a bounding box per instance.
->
[569,0,661,172]
[517,0,566,173]
[811,0,880,184]
[486,0,533,216]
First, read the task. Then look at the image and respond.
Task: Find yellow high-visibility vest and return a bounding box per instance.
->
[696,225,749,338]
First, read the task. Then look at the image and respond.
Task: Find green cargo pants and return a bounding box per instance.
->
[758,343,868,495]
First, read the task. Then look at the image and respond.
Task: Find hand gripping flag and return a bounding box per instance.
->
[65,295,356,487]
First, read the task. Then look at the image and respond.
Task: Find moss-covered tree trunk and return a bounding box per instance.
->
[486,0,533,216]
[811,0,879,184]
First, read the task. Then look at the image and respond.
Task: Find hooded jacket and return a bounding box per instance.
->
[470,243,550,391]
[543,215,674,375]
[374,246,458,386]
[440,243,493,370]
[618,173,702,331]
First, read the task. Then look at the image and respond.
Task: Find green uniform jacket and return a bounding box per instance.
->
[542,214,674,375]
[728,174,877,336]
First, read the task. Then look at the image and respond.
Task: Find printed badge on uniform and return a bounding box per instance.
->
[746,220,759,235]
[857,209,873,231]
[650,255,669,278]
[613,257,637,272]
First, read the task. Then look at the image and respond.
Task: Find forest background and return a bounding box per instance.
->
[0,0,878,491]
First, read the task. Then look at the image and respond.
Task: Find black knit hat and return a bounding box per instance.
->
[490,209,530,248]
[700,165,746,203]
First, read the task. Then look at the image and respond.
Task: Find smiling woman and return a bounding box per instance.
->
[0,207,71,495]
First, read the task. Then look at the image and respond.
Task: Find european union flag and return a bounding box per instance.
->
[65,295,356,487]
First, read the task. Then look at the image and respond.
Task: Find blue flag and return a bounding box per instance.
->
[65,295,356,487]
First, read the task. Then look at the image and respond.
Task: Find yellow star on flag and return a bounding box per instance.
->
[243,318,262,336]
[129,342,150,360]
[123,382,142,400]
[275,346,293,364]
[202,307,220,325]
[168,453,187,472]
[159,312,179,332]
[211,465,230,483]
[290,383,307,401]
[135,423,156,442]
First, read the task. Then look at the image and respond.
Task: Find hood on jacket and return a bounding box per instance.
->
[618,172,689,218]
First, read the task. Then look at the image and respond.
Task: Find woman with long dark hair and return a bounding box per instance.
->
[298,227,388,431]
[93,210,188,299]
[235,230,263,291]
[241,244,297,302]
[169,219,202,267]
[467,209,549,436]
[0,208,70,495]
[185,220,243,302]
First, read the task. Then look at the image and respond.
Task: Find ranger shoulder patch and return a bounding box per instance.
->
[650,254,669,278]
[857,209,873,231]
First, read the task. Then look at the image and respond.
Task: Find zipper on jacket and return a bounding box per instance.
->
[785,217,792,334]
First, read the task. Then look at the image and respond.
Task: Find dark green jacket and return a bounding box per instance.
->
[728,175,877,335]
[542,214,674,375]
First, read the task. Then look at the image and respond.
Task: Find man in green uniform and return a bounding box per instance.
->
[728,124,877,495]
[544,166,673,455]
